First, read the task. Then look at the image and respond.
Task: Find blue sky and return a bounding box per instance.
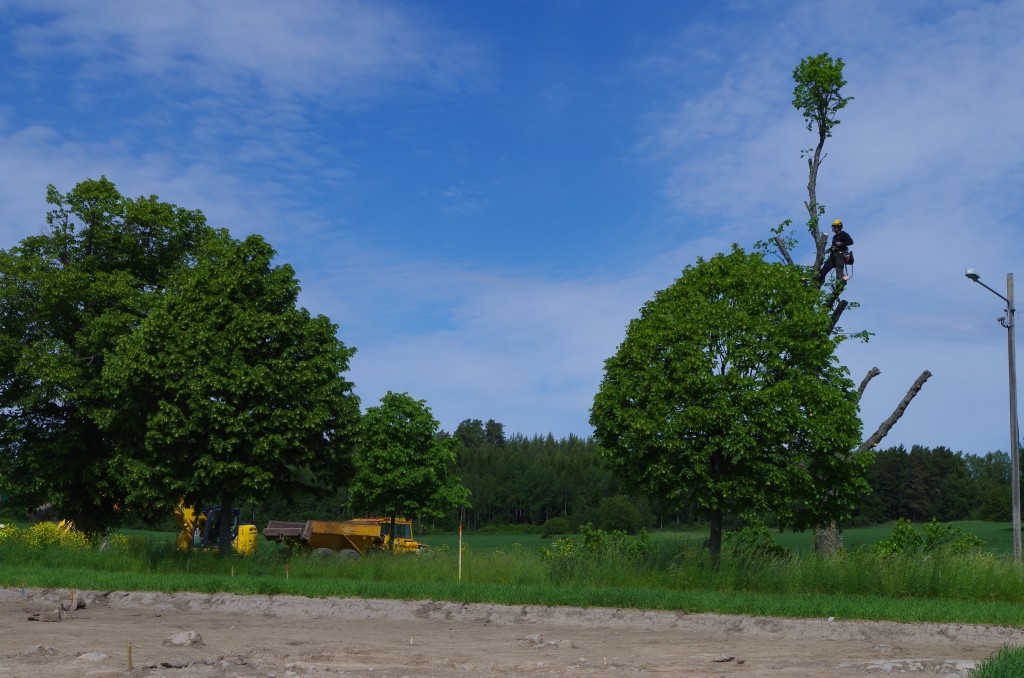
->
[1,0,1022,455]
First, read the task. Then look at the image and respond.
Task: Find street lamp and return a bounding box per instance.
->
[965,268,1020,562]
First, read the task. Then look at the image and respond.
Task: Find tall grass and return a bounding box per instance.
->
[4,522,1024,626]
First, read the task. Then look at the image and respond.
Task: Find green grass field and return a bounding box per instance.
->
[4,519,1024,631]
[423,521,1016,554]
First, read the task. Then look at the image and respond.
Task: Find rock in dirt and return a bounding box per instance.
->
[23,645,59,656]
[520,633,574,649]
[60,595,87,611]
[77,651,109,661]
[713,655,735,662]
[164,631,204,647]
[27,608,65,622]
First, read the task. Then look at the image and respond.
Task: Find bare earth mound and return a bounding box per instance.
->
[2,587,1021,676]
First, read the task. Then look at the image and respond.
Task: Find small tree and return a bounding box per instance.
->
[350,392,470,545]
[591,248,864,561]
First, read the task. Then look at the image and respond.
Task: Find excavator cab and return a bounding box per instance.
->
[174,503,257,555]
[197,506,239,548]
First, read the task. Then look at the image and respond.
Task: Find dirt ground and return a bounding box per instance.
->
[2,587,1022,677]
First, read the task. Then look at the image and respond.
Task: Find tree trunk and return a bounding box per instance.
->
[813,520,842,557]
[709,508,723,566]
[218,493,234,557]
[813,370,933,555]
[806,128,828,272]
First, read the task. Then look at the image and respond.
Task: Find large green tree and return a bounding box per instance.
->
[350,392,469,544]
[0,178,208,531]
[100,229,360,553]
[591,248,864,560]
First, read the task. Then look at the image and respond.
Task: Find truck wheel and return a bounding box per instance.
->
[337,549,361,559]
[312,548,335,558]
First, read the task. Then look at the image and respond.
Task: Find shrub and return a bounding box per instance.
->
[873,518,984,557]
[723,525,788,561]
[0,523,18,545]
[596,495,644,533]
[20,521,91,549]
[540,524,653,582]
[540,516,571,538]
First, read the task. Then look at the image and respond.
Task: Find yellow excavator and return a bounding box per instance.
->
[174,503,257,555]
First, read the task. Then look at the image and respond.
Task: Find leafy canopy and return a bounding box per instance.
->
[792,52,853,139]
[350,392,470,521]
[0,178,207,531]
[99,229,361,543]
[591,248,865,555]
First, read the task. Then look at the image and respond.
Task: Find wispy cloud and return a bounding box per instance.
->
[9,0,485,101]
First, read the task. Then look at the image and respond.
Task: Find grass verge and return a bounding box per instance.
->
[3,525,1024,627]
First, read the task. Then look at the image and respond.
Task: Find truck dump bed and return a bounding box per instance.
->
[263,519,385,554]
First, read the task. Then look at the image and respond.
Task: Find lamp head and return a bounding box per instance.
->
[965,268,981,282]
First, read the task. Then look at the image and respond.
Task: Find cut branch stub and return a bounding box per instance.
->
[857,367,882,402]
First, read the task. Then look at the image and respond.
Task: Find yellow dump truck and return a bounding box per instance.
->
[175,503,258,555]
[262,517,427,557]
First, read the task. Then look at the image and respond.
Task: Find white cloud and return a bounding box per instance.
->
[10,0,485,100]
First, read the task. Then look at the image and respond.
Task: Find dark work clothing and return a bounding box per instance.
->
[817,229,854,283]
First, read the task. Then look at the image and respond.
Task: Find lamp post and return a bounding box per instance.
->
[965,269,1020,562]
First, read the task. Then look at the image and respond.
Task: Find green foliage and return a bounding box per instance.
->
[351,392,470,521]
[0,522,91,550]
[595,494,646,534]
[7,525,1024,626]
[792,52,853,141]
[0,177,208,532]
[722,525,788,561]
[539,516,571,538]
[971,645,1024,677]
[540,524,654,582]
[98,228,360,553]
[854,446,1009,525]
[1,179,360,541]
[872,518,986,557]
[455,426,622,530]
[871,518,922,555]
[591,247,864,558]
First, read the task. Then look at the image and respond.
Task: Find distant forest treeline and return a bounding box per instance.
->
[256,418,1015,533]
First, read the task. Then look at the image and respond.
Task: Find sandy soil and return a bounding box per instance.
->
[2,587,1022,677]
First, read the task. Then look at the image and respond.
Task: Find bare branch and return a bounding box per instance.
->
[772,236,795,267]
[856,367,881,401]
[857,370,933,452]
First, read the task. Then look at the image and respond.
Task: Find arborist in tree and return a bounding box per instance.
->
[817,219,854,284]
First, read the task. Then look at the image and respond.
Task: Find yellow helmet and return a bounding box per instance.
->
[832,219,843,228]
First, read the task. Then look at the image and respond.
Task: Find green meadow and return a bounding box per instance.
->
[4,520,1024,632]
